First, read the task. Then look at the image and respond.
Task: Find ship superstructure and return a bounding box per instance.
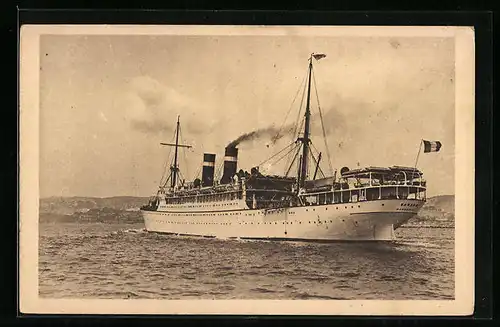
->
[140,53,429,241]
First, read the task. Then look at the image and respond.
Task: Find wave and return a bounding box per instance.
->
[375,274,404,282]
[250,287,276,294]
[336,271,360,278]
[394,241,442,249]
[293,292,348,300]
[123,228,147,234]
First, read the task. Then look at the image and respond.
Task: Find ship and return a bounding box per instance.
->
[140,53,429,241]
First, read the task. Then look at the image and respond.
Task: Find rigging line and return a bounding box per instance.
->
[215,160,224,182]
[309,146,326,179]
[310,141,322,157]
[162,155,174,188]
[307,149,314,180]
[178,170,186,185]
[285,145,301,177]
[178,124,190,180]
[159,129,177,187]
[275,142,301,165]
[159,144,172,186]
[283,116,305,172]
[268,142,301,168]
[160,150,169,181]
[257,142,296,167]
[307,150,311,180]
[285,143,302,176]
[193,165,202,180]
[309,147,318,171]
[289,111,306,172]
[183,151,189,180]
[163,174,171,189]
[310,142,326,178]
[291,77,308,142]
[273,66,309,142]
[312,67,334,176]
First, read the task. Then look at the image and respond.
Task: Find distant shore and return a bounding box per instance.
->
[39,194,455,227]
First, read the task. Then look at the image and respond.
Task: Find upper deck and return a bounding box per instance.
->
[141,165,427,212]
[300,165,426,206]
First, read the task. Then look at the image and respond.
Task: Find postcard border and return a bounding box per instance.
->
[18,24,475,316]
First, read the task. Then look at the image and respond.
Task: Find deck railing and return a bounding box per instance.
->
[301,184,427,205]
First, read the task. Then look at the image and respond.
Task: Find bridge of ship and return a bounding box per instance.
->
[301,166,427,206]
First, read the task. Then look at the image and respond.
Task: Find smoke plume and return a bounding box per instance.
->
[227,124,295,148]
[225,105,346,149]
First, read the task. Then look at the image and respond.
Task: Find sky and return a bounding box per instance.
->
[39,32,455,198]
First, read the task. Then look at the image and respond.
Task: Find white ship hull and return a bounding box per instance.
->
[142,199,424,241]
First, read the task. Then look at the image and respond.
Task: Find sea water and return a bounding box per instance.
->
[39,221,454,300]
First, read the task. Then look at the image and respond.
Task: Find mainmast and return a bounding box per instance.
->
[296,52,327,188]
[299,55,314,188]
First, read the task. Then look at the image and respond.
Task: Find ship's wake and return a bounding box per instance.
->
[123,228,148,234]
[392,241,442,249]
[111,229,443,251]
[110,228,148,236]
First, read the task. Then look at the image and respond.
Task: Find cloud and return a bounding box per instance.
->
[310,105,347,137]
[124,76,213,136]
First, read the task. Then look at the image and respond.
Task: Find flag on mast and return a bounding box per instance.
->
[312,53,326,60]
[423,140,442,153]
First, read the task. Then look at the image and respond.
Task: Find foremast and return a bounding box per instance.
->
[160,116,192,191]
[171,116,180,188]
